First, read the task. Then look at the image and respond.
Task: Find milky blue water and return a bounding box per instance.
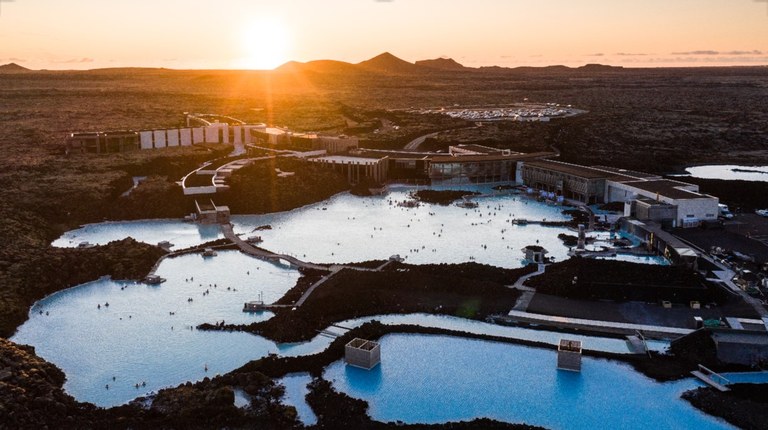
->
[52,186,590,268]
[231,186,577,268]
[52,186,666,268]
[324,334,740,429]
[278,373,317,426]
[11,251,297,406]
[20,183,692,417]
[53,219,223,250]
[233,388,250,408]
[684,165,768,183]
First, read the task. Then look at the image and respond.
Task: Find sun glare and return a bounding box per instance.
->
[238,19,290,70]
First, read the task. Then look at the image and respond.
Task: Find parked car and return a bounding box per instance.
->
[756,209,768,217]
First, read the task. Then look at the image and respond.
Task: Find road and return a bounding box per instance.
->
[403,131,439,150]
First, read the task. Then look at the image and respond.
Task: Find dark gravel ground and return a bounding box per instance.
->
[673,213,768,263]
[525,292,758,328]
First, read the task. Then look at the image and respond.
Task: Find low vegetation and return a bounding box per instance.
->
[221,157,350,214]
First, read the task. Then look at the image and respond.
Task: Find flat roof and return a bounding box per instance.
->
[450,144,507,154]
[619,180,706,200]
[523,159,622,180]
[431,152,550,163]
[357,150,425,160]
[313,156,384,165]
[712,330,768,345]
[591,166,661,180]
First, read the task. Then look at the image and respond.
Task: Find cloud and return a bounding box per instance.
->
[374,0,394,2]
[672,50,719,55]
[58,57,95,63]
[588,53,604,57]
[615,52,648,56]
[724,50,764,55]
[626,55,768,64]
[672,50,764,56]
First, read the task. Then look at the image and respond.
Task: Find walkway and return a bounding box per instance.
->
[510,264,546,312]
[295,267,342,306]
[691,365,731,392]
[222,224,329,271]
[504,310,692,339]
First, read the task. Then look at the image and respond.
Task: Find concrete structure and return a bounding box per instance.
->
[711,330,768,367]
[518,159,719,227]
[166,129,180,147]
[153,130,167,148]
[311,155,389,184]
[428,154,518,185]
[68,114,263,152]
[557,339,582,371]
[523,245,548,263]
[609,179,719,228]
[66,131,139,153]
[621,218,700,267]
[180,128,193,146]
[673,328,768,367]
[195,200,230,224]
[192,127,205,144]
[251,127,358,154]
[521,160,613,204]
[345,338,381,370]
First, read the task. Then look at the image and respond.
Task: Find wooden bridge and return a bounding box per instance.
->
[691,364,731,392]
[221,223,329,271]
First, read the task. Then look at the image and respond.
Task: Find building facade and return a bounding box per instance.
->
[66,131,139,153]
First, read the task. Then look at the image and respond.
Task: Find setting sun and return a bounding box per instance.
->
[237,18,290,70]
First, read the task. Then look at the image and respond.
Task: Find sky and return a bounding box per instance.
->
[0,0,767,70]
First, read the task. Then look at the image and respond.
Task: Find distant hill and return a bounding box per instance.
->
[578,63,624,72]
[276,59,359,75]
[356,52,424,74]
[0,63,31,73]
[275,54,626,76]
[415,57,467,71]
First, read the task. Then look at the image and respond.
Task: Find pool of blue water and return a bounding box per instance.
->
[11,251,298,406]
[278,373,317,426]
[53,186,589,268]
[53,219,224,250]
[52,186,665,269]
[21,183,687,413]
[684,165,768,182]
[324,334,745,429]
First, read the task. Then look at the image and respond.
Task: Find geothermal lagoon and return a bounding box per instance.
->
[12,185,706,426]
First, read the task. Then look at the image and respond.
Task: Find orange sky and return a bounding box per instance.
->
[1,0,766,70]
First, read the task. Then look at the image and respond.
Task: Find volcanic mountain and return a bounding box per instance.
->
[0,63,31,73]
[415,57,468,71]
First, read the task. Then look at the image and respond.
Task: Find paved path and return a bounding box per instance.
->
[222,224,329,270]
[295,267,342,306]
[512,263,546,289]
[505,310,692,339]
[510,264,546,312]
